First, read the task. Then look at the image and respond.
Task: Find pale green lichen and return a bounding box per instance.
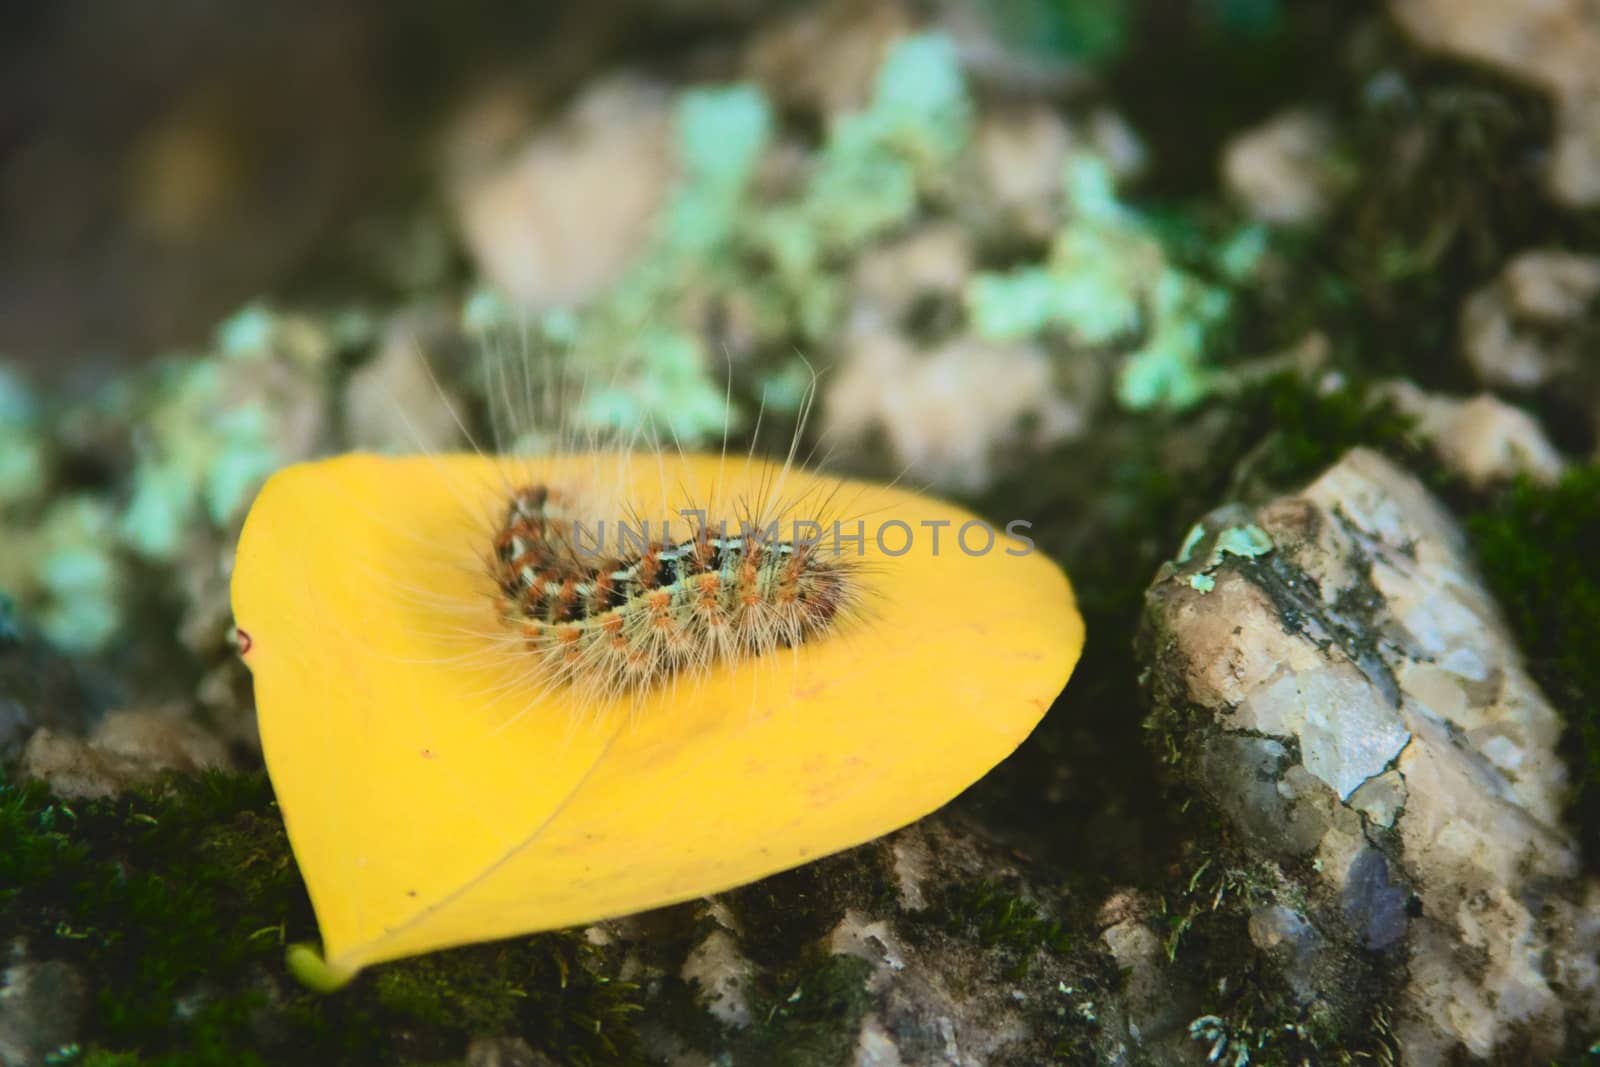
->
[1213,524,1274,562]
[1176,523,1207,565]
[968,153,1250,411]
[668,85,774,250]
[0,367,46,508]
[1,304,334,653]
[120,362,278,560]
[34,497,123,652]
[121,307,327,562]
[469,32,974,444]
[467,83,776,444]
[794,31,971,250]
[0,371,122,651]
[1171,520,1275,598]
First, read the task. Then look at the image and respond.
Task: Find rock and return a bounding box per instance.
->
[1382,380,1566,487]
[1143,448,1600,1063]
[851,224,974,329]
[1340,847,1409,952]
[1460,248,1600,390]
[812,821,1127,1067]
[344,310,469,454]
[1222,109,1341,225]
[18,706,232,799]
[1246,904,1324,999]
[821,905,1043,1064]
[450,76,675,310]
[17,729,124,800]
[680,912,755,1028]
[619,816,1133,1066]
[91,706,230,775]
[1084,110,1149,186]
[174,531,238,662]
[1100,902,1196,1062]
[744,0,913,117]
[977,107,1147,243]
[976,107,1078,243]
[464,1036,553,1067]
[0,957,88,1067]
[824,329,1095,492]
[1390,0,1600,207]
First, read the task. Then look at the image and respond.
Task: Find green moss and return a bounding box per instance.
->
[1162,850,1402,1067]
[1,774,304,1040]
[467,30,979,447]
[373,950,527,1034]
[0,771,647,1066]
[1468,465,1600,867]
[78,1053,142,1067]
[1225,372,1427,491]
[735,952,873,1067]
[982,0,1131,66]
[928,879,1073,961]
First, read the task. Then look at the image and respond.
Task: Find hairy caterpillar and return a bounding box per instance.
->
[490,479,857,698]
[360,338,881,722]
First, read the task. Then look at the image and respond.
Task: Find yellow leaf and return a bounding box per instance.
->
[231,452,1083,985]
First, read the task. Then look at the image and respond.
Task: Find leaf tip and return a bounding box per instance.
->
[286,942,358,993]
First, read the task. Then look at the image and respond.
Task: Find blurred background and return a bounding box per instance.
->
[1,0,1340,373]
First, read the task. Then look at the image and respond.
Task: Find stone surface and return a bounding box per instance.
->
[0,956,87,1067]
[464,1036,553,1067]
[1143,448,1600,1063]
[450,75,675,310]
[1460,248,1600,391]
[1222,109,1341,225]
[744,0,912,116]
[344,311,469,455]
[1391,0,1600,207]
[630,817,1128,1067]
[1099,898,1196,1063]
[18,706,232,799]
[1382,380,1566,487]
[977,106,1146,242]
[679,913,755,1028]
[850,224,974,327]
[825,327,1096,492]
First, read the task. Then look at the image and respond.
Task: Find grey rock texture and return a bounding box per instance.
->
[1142,448,1600,1064]
[17,706,232,799]
[1221,109,1341,225]
[0,955,87,1067]
[1391,0,1600,208]
[1381,380,1566,489]
[609,815,1128,1067]
[1460,248,1600,392]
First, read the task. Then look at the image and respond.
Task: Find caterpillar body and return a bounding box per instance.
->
[489,480,857,698]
